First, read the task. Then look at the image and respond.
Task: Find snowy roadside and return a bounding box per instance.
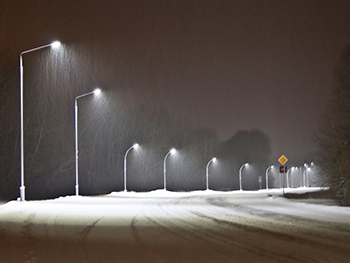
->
[0,187,346,226]
[1,187,350,263]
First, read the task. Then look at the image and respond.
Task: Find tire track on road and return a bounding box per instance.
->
[137,197,284,262]
[131,198,235,262]
[207,197,350,251]
[77,216,105,263]
[201,196,350,262]
[156,196,292,262]
[131,211,166,263]
[21,213,38,263]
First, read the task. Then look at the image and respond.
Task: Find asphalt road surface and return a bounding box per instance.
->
[1,191,350,263]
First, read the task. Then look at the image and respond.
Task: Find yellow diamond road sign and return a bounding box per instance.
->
[278,155,288,165]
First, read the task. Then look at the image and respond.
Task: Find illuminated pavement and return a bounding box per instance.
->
[1,188,350,262]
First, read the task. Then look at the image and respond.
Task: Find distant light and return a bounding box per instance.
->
[94,88,101,95]
[170,148,176,154]
[51,41,61,49]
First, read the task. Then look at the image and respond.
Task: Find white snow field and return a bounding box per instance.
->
[1,187,350,263]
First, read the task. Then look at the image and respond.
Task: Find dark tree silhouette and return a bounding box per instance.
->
[317,44,350,206]
[216,129,271,190]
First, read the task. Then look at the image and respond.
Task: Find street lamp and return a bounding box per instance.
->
[239,163,248,191]
[303,167,311,187]
[75,88,101,196]
[163,148,176,190]
[265,165,273,190]
[309,162,315,187]
[19,41,61,201]
[124,143,139,192]
[291,167,297,188]
[303,163,308,187]
[206,157,216,190]
[286,167,294,188]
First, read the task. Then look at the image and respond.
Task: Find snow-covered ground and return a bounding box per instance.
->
[1,187,349,263]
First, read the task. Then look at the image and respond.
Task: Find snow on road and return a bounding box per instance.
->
[0,187,350,262]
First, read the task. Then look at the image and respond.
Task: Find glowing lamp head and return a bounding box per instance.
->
[133,143,139,149]
[212,157,217,162]
[93,88,101,95]
[51,41,61,49]
[245,163,249,167]
[170,148,176,154]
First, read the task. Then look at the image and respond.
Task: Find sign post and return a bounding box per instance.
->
[278,155,288,194]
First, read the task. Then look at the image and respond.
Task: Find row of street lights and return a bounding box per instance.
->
[122,146,219,192]
[122,147,177,192]
[18,40,217,199]
[18,41,315,200]
[19,40,103,200]
[18,40,255,200]
[124,146,315,192]
[265,164,315,190]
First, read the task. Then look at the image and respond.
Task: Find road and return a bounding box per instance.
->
[0,190,350,263]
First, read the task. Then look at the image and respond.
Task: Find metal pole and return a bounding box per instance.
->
[19,42,58,201]
[265,165,273,190]
[163,151,171,190]
[124,148,129,192]
[239,163,247,191]
[19,54,25,201]
[75,100,79,195]
[206,158,216,190]
[206,161,210,190]
[124,144,138,192]
[286,168,291,188]
[163,149,175,190]
[74,89,100,196]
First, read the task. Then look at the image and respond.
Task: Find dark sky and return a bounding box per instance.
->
[1,0,350,164]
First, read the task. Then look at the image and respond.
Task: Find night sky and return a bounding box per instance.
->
[1,0,350,165]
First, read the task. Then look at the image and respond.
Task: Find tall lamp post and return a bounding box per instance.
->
[303,167,311,188]
[163,148,176,190]
[75,88,101,196]
[19,41,61,201]
[265,165,273,190]
[239,163,248,191]
[124,143,139,192]
[290,167,297,188]
[206,157,216,190]
[303,163,308,187]
[286,167,293,188]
